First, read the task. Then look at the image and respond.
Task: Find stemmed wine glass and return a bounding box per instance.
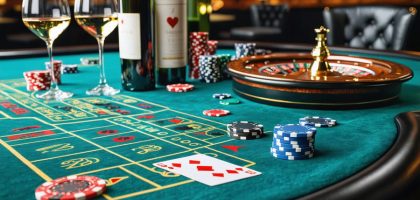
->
[22,0,73,100]
[74,0,120,96]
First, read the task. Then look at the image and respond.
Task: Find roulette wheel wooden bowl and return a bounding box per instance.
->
[227,53,413,109]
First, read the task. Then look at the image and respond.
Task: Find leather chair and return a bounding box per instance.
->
[230,4,288,41]
[323,6,416,50]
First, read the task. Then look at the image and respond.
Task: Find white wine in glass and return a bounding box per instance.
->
[74,0,120,96]
[22,0,73,100]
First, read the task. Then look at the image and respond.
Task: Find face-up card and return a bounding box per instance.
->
[153,154,261,186]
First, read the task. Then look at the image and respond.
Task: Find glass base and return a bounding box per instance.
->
[86,84,120,96]
[35,88,73,101]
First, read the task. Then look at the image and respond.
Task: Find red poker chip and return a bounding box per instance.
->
[203,109,230,117]
[24,70,52,91]
[166,84,194,93]
[35,175,106,200]
[24,70,50,76]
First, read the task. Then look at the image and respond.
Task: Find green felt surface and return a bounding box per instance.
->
[0,49,419,200]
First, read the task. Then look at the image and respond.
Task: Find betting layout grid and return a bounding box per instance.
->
[0,87,257,199]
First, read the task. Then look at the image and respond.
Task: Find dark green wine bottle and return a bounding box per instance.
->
[154,0,187,85]
[119,0,155,91]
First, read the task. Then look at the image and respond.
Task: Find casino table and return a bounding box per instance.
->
[0,42,419,200]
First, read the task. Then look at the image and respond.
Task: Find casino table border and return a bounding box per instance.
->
[0,41,419,199]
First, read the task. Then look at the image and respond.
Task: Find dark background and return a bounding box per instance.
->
[0,1,419,51]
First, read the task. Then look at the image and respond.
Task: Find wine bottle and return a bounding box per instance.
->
[154,0,187,85]
[119,0,155,91]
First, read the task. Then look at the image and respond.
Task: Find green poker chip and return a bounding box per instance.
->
[220,98,240,105]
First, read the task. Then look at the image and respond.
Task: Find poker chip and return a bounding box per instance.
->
[62,64,79,74]
[45,60,62,84]
[217,54,233,79]
[80,57,99,65]
[207,40,218,55]
[273,136,315,144]
[220,98,240,105]
[212,93,232,100]
[299,116,337,127]
[166,84,194,93]
[189,32,209,79]
[271,123,316,160]
[235,43,256,58]
[271,152,314,160]
[35,175,106,200]
[23,70,52,91]
[271,147,314,156]
[272,142,315,152]
[273,137,315,145]
[255,49,272,56]
[227,121,263,133]
[203,109,230,117]
[231,134,262,140]
[273,124,316,138]
[273,140,315,149]
[199,55,222,83]
[227,121,264,140]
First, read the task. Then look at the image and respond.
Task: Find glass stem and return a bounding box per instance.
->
[46,41,58,90]
[97,37,107,86]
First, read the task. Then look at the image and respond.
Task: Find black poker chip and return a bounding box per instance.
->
[227,121,264,140]
[230,134,262,140]
[212,93,232,100]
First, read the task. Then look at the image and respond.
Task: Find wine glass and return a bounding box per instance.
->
[22,0,73,100]
[74,0,120,96]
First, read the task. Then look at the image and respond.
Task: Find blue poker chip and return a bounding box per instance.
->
[273,124,316,138]
[299,116,336,127]
[270,146,315,156]
[271,148,314,157]
[271,152,314,160]
[273,139,315,146]
[272,141,314,149]
[273,133,315,142]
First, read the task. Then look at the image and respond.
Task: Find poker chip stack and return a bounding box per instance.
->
[80,57,99,65]
[212,93,232,100]
[207,40,218,55]
[218,54,233,79]
[62,64,79,74]
[227,121,264,140]
[255,49,272,56]
[271,124,316,160]
[23,70,52,91]
[189,32,209,79]
[199,55,222,83]
[235,43,256,58]
[45,60,62,84]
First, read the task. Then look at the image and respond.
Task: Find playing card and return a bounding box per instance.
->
[153,154,261,186]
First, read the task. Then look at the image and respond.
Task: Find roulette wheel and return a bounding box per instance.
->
[227,27,413,108]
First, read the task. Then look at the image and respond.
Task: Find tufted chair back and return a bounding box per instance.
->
[323,6,416,50]
[250,4,289,28]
